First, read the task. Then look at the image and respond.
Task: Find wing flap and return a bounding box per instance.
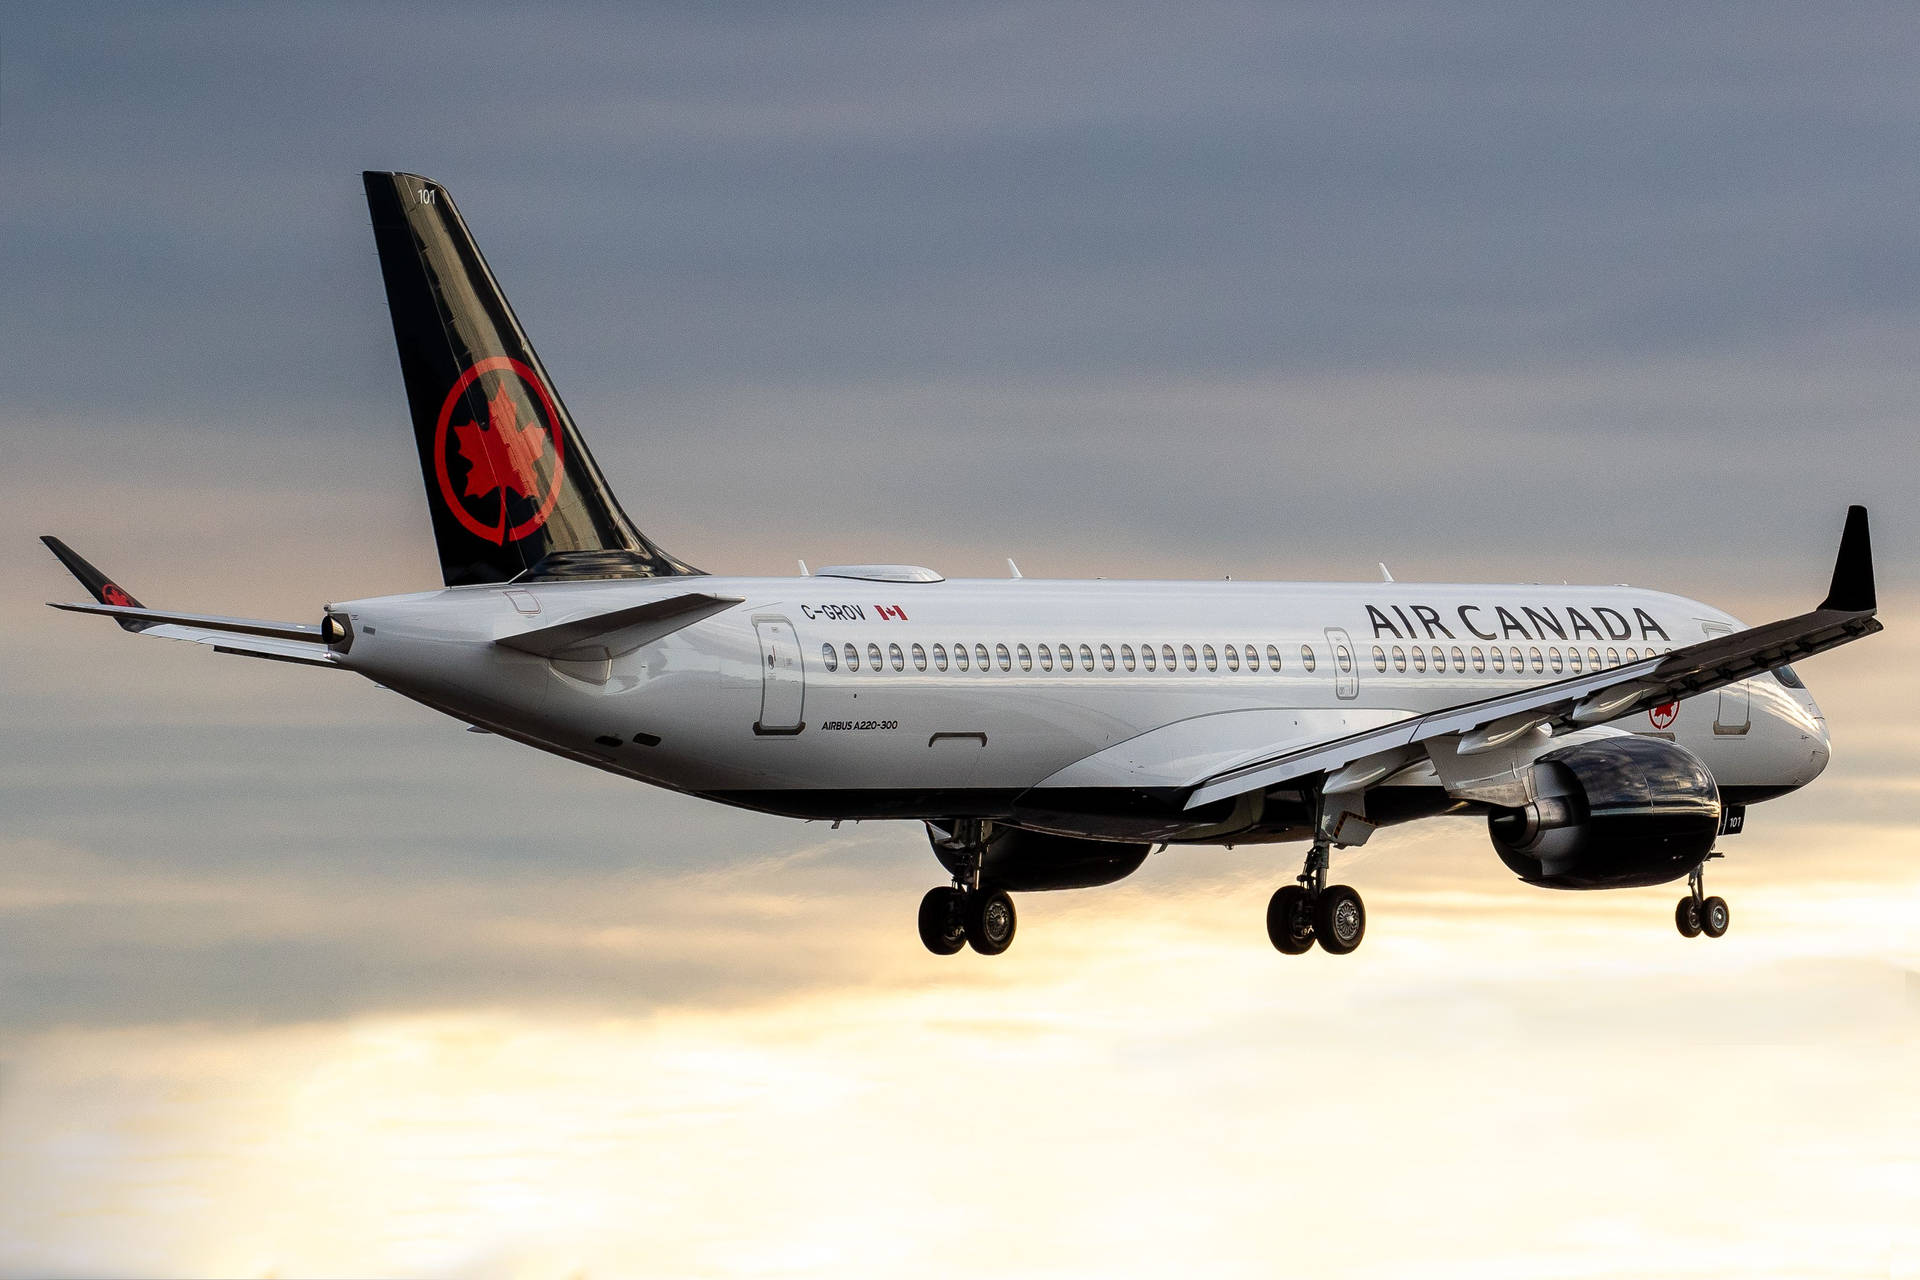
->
[50,601,323,643]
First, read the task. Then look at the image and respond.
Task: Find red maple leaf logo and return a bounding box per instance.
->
[452,383,548,501]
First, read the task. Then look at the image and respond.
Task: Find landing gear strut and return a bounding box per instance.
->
[919,820,1018,956]
[1268,837,1367,956]
[1676,855,1729,939]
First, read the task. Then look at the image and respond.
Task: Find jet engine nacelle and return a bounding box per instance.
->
[935,828,1151,892]
[1487,736,1721,889]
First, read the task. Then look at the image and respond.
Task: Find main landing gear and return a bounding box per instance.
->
[918,820,1018,956]
[1267,840,1367,956]
[1675,855,1730,939]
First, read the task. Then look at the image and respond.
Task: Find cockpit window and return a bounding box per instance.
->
[1774,664,1806,689]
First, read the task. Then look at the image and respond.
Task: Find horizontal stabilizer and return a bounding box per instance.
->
[494,591,742,658]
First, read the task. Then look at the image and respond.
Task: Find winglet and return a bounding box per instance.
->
[1819,505,1875,614]
[40,536,151,631]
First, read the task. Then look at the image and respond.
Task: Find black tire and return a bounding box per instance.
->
[1700,895,1730,938]
[918,887,967,955]
[1314,884,1366,955]
[965,889,1017,955]
[1675,896,1703,937]
[1266,885,1315,954]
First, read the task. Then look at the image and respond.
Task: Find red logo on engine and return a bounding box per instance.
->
[1649,701,1678,729]
[434,357,567,544]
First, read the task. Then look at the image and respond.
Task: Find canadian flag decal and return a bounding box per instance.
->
[876,605,909,621]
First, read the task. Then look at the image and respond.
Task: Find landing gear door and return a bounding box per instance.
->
[753,616,806,735]
[1700,621,1749,735]
[1325,627,1359,701]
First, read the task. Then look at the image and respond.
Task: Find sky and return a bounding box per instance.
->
[2,3,1916,1276]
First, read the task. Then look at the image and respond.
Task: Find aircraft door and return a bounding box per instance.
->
[1701,622,1749,735]
[1325,627,1359,700]
[753,616,806,735]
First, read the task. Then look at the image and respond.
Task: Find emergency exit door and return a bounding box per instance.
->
[1325,627,1359,700]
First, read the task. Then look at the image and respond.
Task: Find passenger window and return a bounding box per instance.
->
[1225,645,1241,672]
[1528,647,1544,674]
[954,644,968,672]
[1266,644,1283,671]
[1450,646,1465,672]
[1548,648,1563,674]
[1117,644,1134,672]
[933,643,949,672]
[822,643,839,671]
[1567,648,1582,673]
[1412,648,1427,673]
[1585,647,1600,670]
[1059,644,1075,672]
[1017,643,1032,672]
[869,643,884,671]
[1471,646,1486,672]
[844,642,859,671]
[1244,644,1260,671]
[977,643,992,671]
[1393,646,1407,672]
[1509,646,1524,671]
[1429,647,1444,672]
[911,642,927,672]
[1100,644,1116,672]
[1203,644,1218,672]
[1605,647,1619,667]
[1490,647,1504,673]
[1372,645,1387,673]
[1303,645,1319,673]
[996,643,1012,672]
[1163,644,1178,670]
[1038,643,1054,672]
[1141,644,1157,672]
[889,643,905,672]
[1080,643,1095,670]
[1624,647,1639,663]
[1183,644,1198,672]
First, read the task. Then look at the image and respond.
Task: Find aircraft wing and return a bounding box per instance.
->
[1184,506,1880,811]
[42,537,340,669]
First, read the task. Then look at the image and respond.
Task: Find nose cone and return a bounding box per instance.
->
[1806,716,1831,783]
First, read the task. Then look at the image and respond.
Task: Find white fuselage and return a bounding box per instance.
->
[329,574,1831,840]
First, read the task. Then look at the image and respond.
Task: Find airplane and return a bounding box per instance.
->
[43,171,1883,959]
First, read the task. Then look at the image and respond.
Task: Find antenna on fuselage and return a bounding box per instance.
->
[1378,562,1395,583]
[1007,559,1023,579]
[798,560,810,576]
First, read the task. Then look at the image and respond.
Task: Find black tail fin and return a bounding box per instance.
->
[362,172,698,586]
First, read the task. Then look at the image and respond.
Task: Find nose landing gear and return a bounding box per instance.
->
[918,820,1019,956]
[1675,856,1729,939]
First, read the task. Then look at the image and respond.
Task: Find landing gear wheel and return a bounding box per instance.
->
[1674,896,1703,937]
[1700,895,1730,938]
[1267,885,1315,954]
[965,889,1017,955]
[1313,884,1366,955]
[917,887,967,955]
